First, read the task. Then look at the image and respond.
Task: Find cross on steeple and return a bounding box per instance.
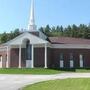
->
[28,0,36,31]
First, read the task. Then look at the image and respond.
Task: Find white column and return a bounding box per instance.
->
[80,54,83,68]
[19,45,22,68]
[0,56,2,68]
[7,46,10,68]
[32,44,34,68]
[44,43,48,68]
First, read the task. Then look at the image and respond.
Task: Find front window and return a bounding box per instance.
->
[80,54,83,60]
[70,53,74,68]
[70,53,73,60]
[60,53,64,68]
[79,54,83,68]
[60,53,64,60]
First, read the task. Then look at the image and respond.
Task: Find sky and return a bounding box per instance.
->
[0,0,90,33]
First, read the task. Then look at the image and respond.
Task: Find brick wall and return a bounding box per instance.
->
[51,49,90,68]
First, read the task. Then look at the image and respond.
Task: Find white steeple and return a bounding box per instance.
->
[28,0,36,31]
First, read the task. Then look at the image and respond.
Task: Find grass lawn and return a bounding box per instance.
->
[0,68,90,74]
[23,78,90,90]
[0,68,62,74]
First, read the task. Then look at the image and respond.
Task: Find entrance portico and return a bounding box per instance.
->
[4,32,49,68]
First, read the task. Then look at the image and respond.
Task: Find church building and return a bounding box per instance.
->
[0,0,90,69]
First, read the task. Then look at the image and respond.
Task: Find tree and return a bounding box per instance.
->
[13,29,20,37]
[0,32,8,43]
[64,25,72,37]
[1,23,90,44]
[71,24,78,38]
[59,25,64,36]
[44,25,51,36]
[39,27,44,33]
[0,29,20,43]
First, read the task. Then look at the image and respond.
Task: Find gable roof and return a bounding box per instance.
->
[49,37,90,44]
[4,32,48,46]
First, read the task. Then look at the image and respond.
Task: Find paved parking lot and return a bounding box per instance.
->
[1,73,90,90]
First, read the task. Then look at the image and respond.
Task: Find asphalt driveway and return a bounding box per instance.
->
[1,73,90,90]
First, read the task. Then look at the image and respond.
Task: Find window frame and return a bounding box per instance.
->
[60,53,64,60]
[69,53,74,68]
[60,53,64,68]
[79,54,84,68]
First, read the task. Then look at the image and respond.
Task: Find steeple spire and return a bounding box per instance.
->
[28,0,36,31]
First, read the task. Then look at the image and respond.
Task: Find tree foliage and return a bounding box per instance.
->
[0,29,20,43]
[0,23,90,44]
[39,24,90,39]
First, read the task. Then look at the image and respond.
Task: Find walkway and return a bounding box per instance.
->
[0,73,90,90]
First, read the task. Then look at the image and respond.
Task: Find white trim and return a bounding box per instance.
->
[4,32,48,46]
[39,31,47,40]
[32,44,34,68]
[6,46,10,68]
[0,56,2,68]
[44,43,47,68]
[52,44,90,49]
[0,46,7,52]
[19,45,21,68]
[33,43,51,48]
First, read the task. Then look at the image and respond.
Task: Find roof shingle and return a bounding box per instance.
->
[49,37,90,44]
